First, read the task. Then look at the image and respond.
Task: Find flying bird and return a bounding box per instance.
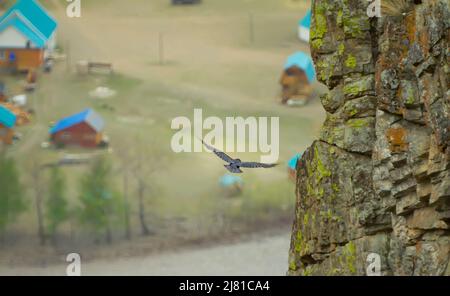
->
[201,140,278,174]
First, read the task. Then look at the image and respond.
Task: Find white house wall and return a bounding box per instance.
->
[298,27,310,43]
[45,32,56,58]
[47,33,56,51]
[0,26,37,48]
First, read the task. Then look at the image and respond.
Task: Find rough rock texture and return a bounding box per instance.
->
[289,0,450,276]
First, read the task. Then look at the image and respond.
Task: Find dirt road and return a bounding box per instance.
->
[0,232,290,276]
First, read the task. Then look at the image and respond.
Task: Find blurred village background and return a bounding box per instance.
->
[0,0,326,270]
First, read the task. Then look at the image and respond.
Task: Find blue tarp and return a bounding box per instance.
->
[220,174,243,187]
[288,153,302,170]
[284,51,316,83]
[299,9,311,29]
[0,105,17,128]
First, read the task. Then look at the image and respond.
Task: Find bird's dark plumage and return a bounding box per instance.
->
[201,140,234,163]
[239,162,277,169]
[201,139,278,174]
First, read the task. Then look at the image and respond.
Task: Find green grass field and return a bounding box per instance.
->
[0,0,323,258]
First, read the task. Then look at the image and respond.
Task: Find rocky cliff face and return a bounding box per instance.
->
[288,0,449,276]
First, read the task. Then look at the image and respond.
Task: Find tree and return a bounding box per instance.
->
[115,145,133,240]
[122,169,131,240]
[31,161,46,246]
[78,156,121,244]
[0,151,26,243]
[132,140,167,237]
[116,136,167,238]
[46,166,68,244]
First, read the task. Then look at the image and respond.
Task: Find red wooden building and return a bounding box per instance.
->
[50,109,105,148]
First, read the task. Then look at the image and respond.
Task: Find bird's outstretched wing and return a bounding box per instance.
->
[239,162,278,169]
[201,140,235,163]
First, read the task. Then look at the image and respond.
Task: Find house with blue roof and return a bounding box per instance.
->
[0,105,17,144]
[287,153,302,180]
[219,174,243,197]
[298,9,311,43]
[0,0,57,71]
[284,52,316,83]
[219,174,243,188]
[50,109,106,148]
[280,51,316,105]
